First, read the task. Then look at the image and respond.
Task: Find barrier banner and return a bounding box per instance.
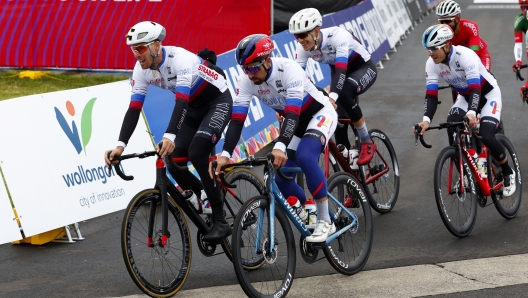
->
[0,0,271,70]
[392,0,413,32]
[371,0,407,49]
[0,81,153,237]
[402,0,425,24]
[0,178,21,245]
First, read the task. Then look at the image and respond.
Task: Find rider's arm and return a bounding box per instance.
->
[465,20,481,52]
[221,79,252,158]
[328,30,355,101]
[462,51,483,116]
[117,64,149,148]
[423,59,440,123]
[514,15,525,63]
[164,54,194,142]
[273,66,304,153]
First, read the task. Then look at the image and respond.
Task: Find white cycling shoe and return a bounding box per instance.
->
[503,172,516,197]
[306,220,336,243]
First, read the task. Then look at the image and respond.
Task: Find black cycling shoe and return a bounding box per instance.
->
[202,221,231,242]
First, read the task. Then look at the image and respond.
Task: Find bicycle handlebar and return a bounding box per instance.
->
[515,64,528,81]
[414,120,468,149]
[106,150,157,181]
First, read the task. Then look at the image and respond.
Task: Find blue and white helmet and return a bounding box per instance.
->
[422,24,453,48]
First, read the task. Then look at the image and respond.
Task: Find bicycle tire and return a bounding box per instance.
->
[324,172,373,275]
[221,168,266,269]
[232,195,296,298]
[358,129,400,214]
[490,134,522,219]
[121,189,191,297]
[433,147,478,238]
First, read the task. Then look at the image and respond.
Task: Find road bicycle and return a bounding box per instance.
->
[107,147,265,297]
[226,153,373,298]
[298,118,400,214]
[414,118,522,238]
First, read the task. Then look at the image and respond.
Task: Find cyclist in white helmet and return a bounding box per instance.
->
[414,24,515,197]
[105,21,234,242]
[287,8,378,166]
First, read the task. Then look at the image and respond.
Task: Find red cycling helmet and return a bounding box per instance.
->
[520,0,528,4]
[235,34,274,65]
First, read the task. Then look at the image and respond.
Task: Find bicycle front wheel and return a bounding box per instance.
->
[324,172,373,275]
[434,147,478,238]
[221,168,265,268]
[359,129,400,213]
[121,189,191,297]
[490,134,522,219]
[232,195,296,298]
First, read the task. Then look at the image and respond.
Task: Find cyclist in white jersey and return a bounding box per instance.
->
[210,34,338,242]
[414,24,515,196]
[105,21,234,241]
[288,8,378,165]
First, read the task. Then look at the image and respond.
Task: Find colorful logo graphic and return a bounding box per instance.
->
[490,101,500,114]
[55,98,97,155]
[316,115,332,127]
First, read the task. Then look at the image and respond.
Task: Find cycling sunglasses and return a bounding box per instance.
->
[426,45,444,53]
[521,5,528,10]
[294,31,311,39]
[130,40,156,54]
[241,61,265,75]
[438,18,454,24]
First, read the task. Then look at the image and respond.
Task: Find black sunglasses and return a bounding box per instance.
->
[294,31,311,39]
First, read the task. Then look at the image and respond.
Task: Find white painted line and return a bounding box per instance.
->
[468,4,521,9]
[474,0,517,3]
[114,253,528,298]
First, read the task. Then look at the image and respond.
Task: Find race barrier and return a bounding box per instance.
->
[0,0,437,245]
[0,81,153,243]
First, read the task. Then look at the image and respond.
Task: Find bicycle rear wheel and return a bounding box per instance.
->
[232,195,296,298]
[490,134,522,219]
[221,168,265,268]
[121,189,191,297]
[324,172,373,275]
[358,129,400,213]
[434,147,478,238]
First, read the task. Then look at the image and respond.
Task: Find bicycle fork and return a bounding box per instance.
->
[147,159,171,248]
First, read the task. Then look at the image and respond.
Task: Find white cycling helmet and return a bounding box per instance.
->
[436,0,461,18]
[422,24,453,48]
[125,21,166,45]
[289,8,322,34]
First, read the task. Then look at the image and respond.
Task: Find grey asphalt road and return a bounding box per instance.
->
[1,1,528,297]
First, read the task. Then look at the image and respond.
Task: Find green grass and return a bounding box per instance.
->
[0,70,130,101]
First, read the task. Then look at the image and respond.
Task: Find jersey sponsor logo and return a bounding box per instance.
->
[258,89,271,95]
[316,115,331,127]
[276,80,283,88]
[440,70,451,76]
[490,101,500,114]
[209,103,230,130]
[287,80,301,89]
[336,74,346,90]
[320,135,326,146]
[327,44,333,51]
[312,53,323,60]
[178,68,191,76]
[359,68,376,88]
[277,89,286,93]
[149,78,165,84]
[198,64,219,80]
[197,130,212,136]
[212,134,217,143]
[167,75,177,81]
[236,88,240,95]
[456,61,461,68]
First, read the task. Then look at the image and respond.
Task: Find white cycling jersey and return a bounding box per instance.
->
[294,26,371,100]
[130,46,227,108]
[424,45,500,122]
[229,57,331,153]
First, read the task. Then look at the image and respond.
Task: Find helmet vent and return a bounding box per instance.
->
[137,32,148,39]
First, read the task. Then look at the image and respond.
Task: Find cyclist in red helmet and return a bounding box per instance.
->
[513,0,528,100]
[212,34,339,242]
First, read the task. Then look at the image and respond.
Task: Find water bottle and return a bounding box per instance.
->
[337,144,349,161]
[201,190,212,214]
[303,198,317,228]
[476,157,487,178]
[287,196,306,220]
[348,147,359,170]
[184,190,201,212]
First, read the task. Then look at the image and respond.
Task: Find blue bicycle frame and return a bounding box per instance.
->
[255,166,359,254]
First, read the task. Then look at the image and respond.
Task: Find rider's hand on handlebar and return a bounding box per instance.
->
[275,112,284,123]
[520,82,528,101]
[209,156,229,179]
[157,137,175,159]
[105,146,124,168]
[271,149,287,169]
[513,60,522,72]
[413,121,429,136]
[465,112,477,128]
[328,97,338,110]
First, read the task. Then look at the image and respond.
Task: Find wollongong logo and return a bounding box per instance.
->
[55,98,97,155]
